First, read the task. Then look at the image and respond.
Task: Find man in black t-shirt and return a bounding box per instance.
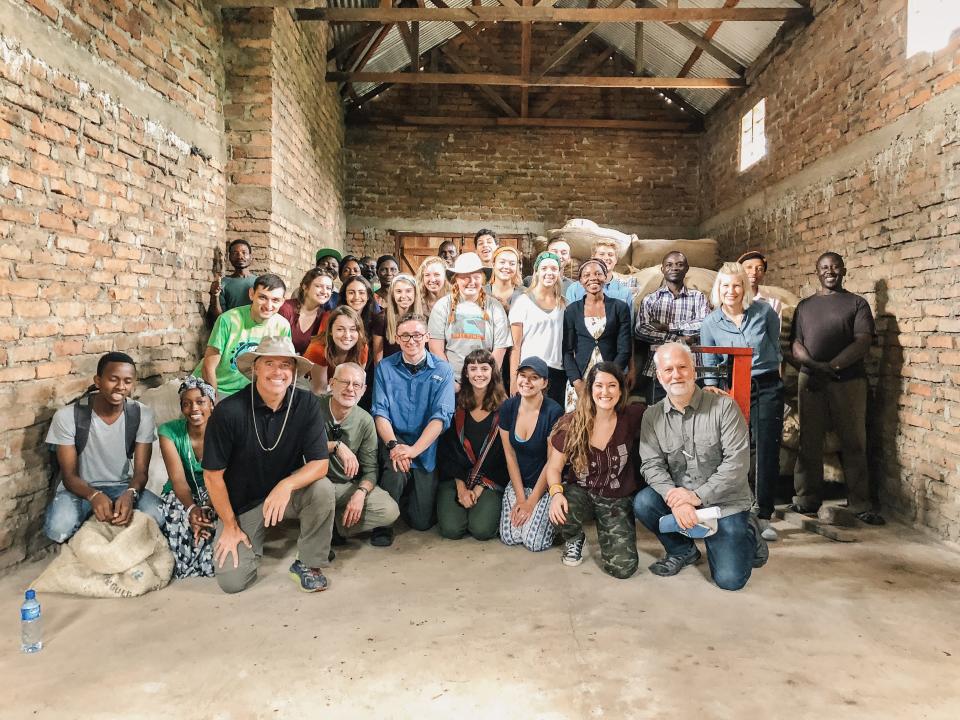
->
[204,337,334,593]
[789,252,884,524]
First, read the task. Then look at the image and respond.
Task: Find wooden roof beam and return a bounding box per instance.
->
[292,7,811,23]
[328,71,745,89]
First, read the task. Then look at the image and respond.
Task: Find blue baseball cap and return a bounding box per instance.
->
[517,356,549,379]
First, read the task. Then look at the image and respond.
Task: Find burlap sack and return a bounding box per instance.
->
[138,379,182,494]
[34,511,174,598]
[548,219,633,264]
[622,266,719,314]
[630,238,719,271]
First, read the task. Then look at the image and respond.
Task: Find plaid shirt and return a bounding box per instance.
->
[634,285,710,376]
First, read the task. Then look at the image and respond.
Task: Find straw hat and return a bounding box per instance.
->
[235,336,314,379]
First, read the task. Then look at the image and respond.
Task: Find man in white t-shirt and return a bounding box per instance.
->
[44,352,162,543]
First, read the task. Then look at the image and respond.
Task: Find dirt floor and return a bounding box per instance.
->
[1,515,959,720]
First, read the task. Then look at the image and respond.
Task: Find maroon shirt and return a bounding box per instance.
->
[550,402,646,498]
[279,299,325,355]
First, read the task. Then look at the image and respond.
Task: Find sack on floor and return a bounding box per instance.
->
[33,511,174,598]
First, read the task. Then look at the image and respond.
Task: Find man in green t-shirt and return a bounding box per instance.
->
[319,362,399,546]
[196,273,291,397]
[208,240,257,323]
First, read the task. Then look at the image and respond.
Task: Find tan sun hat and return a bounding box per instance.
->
[446,252,493,281]
[235,336,314,379]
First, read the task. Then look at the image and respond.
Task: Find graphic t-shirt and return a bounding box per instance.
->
[427,295,512,376]
[194,305,291,396]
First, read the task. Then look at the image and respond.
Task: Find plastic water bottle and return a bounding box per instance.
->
[20,589,42,653]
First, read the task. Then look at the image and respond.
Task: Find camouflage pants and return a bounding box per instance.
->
[557,484,639,580]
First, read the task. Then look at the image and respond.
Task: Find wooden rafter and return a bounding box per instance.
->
[291,6,810,23]
[520,0,532,117]
[327,24,379,63]
[384,115,699,131]
[636,0,744,75]
[327,71,745,88]
[396,19,421,70]
[679,0,739,77]
[533,45,612,117]
[436,45,519,117]
[533,0,630,80]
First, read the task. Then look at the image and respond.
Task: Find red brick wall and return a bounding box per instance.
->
[700,0,960,539]
[345,21,700,240]
[0,0,227,565]
[0,2,346,566]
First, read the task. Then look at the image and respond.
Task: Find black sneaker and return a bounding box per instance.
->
[370,527,393,547]
[747,514,769,568]
[289,559,328,593]
[648,547,701,577]
[561,534,586,566]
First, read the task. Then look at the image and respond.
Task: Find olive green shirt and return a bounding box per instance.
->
[317,395,379,487]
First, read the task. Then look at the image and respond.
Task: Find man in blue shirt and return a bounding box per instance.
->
[371,313,455,545]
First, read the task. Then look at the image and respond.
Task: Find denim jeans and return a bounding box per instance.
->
[633,486,755,591]
[44,482,164,543]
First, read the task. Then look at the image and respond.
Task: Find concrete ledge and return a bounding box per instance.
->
[0,0,224,162]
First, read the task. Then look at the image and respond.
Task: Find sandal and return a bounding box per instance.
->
[786,503,818,516]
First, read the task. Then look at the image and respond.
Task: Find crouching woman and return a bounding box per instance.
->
[546,362,645,579]
[435,349,508,540]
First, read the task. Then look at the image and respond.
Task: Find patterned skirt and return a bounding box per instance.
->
[159,490,215,579]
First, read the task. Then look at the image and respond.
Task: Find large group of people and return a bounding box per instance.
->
[43,231,883,596]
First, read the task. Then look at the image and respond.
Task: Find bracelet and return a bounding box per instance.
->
[334,440,342,454]
[88,489,103,502]
[356,486,369,496]
[185,504,197,517]
[548,484,565,497]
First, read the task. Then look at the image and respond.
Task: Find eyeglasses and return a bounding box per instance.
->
[398,333,426,342]
[326,422,343,441]
[331,378,364,390]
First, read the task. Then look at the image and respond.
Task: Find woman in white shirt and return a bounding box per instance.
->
[508,251,566,404]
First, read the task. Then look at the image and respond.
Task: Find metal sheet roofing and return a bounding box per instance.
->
[332,0,805,114]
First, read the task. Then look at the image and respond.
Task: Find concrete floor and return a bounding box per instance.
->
[1,517,959,720]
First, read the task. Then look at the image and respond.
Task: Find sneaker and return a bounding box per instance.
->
[748,515,770,569]
[648,547,701,577]
[759,518,779,542]
[561,534,586,566]
[370,527,394,547]
[289,559,328,593]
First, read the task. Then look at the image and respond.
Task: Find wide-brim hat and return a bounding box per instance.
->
[446,252,492,281]
[235,336,314,379]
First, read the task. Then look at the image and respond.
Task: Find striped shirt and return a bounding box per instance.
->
[634,285,710,377]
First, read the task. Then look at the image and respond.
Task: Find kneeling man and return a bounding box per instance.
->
[319,363,400,544]
[634,342,768,591]
[204,337,333,593]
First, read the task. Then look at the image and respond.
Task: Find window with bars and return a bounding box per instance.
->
[739,98,766,172]
[906,0,960,57]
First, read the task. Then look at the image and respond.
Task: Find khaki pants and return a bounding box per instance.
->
[333,482,400,536]
[214,479,335,594]
[793,374,870,513]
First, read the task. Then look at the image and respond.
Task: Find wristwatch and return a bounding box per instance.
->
[386,440,398,451]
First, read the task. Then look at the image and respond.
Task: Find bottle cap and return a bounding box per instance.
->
[25,589,36,600]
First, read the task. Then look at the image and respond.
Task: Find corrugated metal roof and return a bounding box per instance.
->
[333,0,804,114]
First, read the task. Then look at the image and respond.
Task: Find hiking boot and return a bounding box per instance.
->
[289,559,328,593]
[648,547,701,577]
[370,527,393,547]
[561,534,586,567]
[748,515,769,569]
[759,518,779,542]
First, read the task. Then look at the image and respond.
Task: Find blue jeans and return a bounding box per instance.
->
[44,483,164,543]
[633,486,755,591]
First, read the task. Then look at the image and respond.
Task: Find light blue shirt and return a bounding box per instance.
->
[371,351,455,472]
[699,301,782,385]
[564,278,634,307]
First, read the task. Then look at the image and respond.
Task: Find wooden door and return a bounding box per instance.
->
[396,232,524,276]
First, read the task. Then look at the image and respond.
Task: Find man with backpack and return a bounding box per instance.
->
[44,352,163,543]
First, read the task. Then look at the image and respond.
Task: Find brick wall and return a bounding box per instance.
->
[0,0,226,566]
[345,21,700,242]
[0,1,345,566]
[700,0,960,539]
